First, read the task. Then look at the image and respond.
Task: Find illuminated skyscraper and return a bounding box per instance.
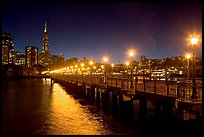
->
[39,22,52,67]
[2,32,14,64]
[2,45,9,65]
[42,22,49,54]
[25,46,38,67]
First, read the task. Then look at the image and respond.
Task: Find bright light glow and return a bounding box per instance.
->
[111,64,114,67]
[101,65,104,69]
[81,63,84,67]
[190,37,198,45]
[129,52,134,57]
[185,52,192,59]
[103,56,109,62]
[89,61,93,65]
[126,61,130,66]
[128,49,135,57]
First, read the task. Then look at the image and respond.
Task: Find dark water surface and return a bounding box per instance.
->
[2,78,139,135]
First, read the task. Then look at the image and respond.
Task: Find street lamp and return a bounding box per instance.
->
[81,63,84,76]
[89,60,94,83]
[103,56,109,84]
[111,64,114,86]
[111,64,114,75]
[190,36,198,99]
[149,60,151,80]
[128,49,135,89]
[185,52,192,80]
[125,61,130,76]
[89,61,94,76]
[70,66,73,75]
[75,65,78,75]
[93,66,96,75]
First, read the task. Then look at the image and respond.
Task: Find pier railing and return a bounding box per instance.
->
[50,74,202,103]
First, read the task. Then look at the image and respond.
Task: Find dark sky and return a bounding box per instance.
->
[2,2,202,64]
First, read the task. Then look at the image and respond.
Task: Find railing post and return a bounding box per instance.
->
[154,79,156,93]
[143,77,146,91]
[135,76,138,94]
[127,78,129,89]
[122,78,124,89]
[177,82,180,98]
[96,86,101,108]
[166,80,169,95]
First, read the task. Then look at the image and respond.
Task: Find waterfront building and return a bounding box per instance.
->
[15,54,26,66]
[2,32,14,64]
[25,46,38,67]
[51,53,65,69]
[65,57,78,66]
[2,45,9,65]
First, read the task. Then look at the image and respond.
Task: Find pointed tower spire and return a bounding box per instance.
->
[44,22,47,32]
[42,21,49,54]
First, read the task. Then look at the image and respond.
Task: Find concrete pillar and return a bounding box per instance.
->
[96,88,101,107]
[101,91,109,112]
[123,99,133,121]
[82,84,86,98]
[162,102,173,120]
[118,91,124,116]
[155,100,162,120]
[73,83,77,92]
[139,97,147,122]
[86,88,91,103]
[177,109,185,120]
[90,86,95,104]
[111,91,118,116]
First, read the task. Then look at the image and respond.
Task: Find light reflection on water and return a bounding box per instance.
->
[2,78,138,135]
[41,83,109,135]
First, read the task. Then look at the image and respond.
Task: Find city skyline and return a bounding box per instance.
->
[2,2,202,64]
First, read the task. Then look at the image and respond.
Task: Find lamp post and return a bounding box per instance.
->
[75,65,78,75]
[101,65,104,83]
[103,56,109,84]
[70,66,73,75]
[149,60,151,80]
[126,61,130,77]
[89,61,93,75]
[129,50,134,89]
[190,36,198,99]
[185,52,191,80]
[81,63,84,76]
[93,66,96,75]
[111,64,114,86]
[89,61,94,83]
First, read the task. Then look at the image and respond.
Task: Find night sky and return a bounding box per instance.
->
[2,2,202,64]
